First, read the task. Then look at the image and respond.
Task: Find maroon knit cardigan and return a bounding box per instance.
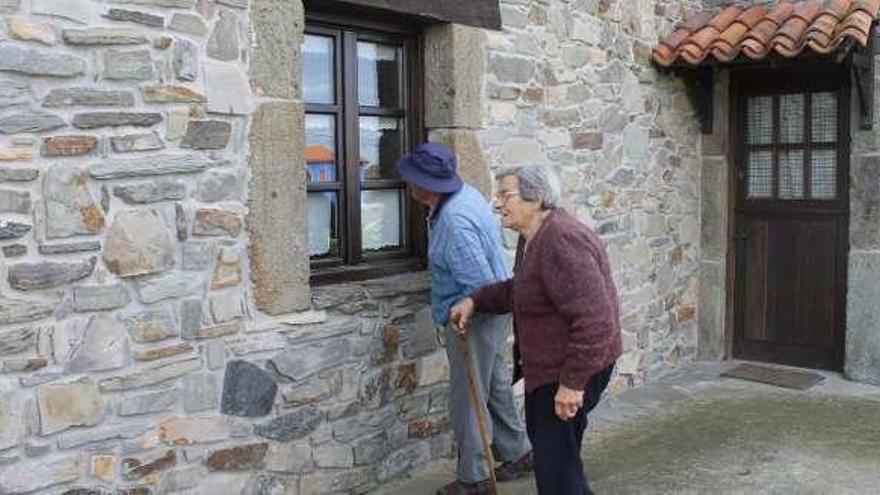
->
[472,208,622,393]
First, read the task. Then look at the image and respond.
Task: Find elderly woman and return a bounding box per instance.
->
[450,166,622,495]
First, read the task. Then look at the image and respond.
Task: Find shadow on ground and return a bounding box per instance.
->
[374,362,880,495]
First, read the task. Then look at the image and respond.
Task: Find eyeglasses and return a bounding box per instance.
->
[492,190,520,207]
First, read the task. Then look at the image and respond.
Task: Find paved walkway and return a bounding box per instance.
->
[374,361,880,495]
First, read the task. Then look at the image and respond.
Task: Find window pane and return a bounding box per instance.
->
[361,189,401,252]
[358,42,400,107]
[303,35,334,104]
[308,192,340,258]
[306,114,336,183]
[359,116,401,181]
[747,150,772,198]
[747,96,773,145]
[779,94,804,144]
[778,150,804,199]
[811,149,836,199]
[812,92,837,143]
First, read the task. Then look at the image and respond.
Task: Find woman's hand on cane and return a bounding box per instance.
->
[450,297,475,335]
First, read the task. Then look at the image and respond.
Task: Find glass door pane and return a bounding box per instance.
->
[779,94,804,143]
[811,150,836,199]
[778,150,804,199]
[811,92,837,143]
[747,96,773,145]
[748,151,773,199]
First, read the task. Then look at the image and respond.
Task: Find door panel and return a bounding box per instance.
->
[732,67,848,371]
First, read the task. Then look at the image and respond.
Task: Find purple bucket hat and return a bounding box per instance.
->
[396,142,463,194]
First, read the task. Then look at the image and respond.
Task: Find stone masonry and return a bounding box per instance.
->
[480,0,705,391]
[0,0,761,493]
[0,1,448,493]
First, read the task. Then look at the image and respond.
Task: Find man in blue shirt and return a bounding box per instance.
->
[398,143,532,495]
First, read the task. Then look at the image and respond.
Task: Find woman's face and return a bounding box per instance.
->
[493,175,541,232]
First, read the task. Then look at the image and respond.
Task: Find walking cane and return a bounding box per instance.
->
[456,327,499,494]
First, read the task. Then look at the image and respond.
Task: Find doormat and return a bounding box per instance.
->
[721,363,825,390]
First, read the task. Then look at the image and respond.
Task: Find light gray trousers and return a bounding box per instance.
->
[442,313,531,483]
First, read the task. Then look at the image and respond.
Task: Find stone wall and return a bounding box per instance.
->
[0,0,726,492]
[480,0,705,389]
[846,52,880,386]
[0,1,452,493]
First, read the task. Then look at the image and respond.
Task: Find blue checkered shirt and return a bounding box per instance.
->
[428,184,510,326]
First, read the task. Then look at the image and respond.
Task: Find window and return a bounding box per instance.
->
[303,15,425,284]
[744,91,841,201]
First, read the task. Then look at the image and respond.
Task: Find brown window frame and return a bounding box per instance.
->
[304,11,427,286]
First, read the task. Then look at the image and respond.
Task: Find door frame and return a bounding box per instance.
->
[727,62,851,371]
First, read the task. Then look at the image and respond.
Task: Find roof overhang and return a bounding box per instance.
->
[651,0,880,133]
[652,1,879,68]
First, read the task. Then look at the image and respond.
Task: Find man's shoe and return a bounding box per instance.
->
[435,479,496,495]
[494,451,534,482]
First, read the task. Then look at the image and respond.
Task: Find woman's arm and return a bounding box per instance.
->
[471,278,514,314]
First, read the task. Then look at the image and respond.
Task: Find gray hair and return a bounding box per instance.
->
[495,166,560,210]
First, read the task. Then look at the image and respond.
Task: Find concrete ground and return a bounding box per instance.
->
[374,361,880,495]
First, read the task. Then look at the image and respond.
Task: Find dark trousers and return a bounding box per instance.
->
[524,364,615,495]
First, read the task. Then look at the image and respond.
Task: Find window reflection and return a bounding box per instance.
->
[304,35,334,104]
[305,114,336,183]
[358,42,400,107]
[359,116,400,181]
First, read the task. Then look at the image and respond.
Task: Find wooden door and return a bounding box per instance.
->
[732,67,848,370]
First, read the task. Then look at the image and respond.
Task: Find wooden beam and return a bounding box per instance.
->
[677,66,714,134]
[851,26,875,130]
[309,0,502,30]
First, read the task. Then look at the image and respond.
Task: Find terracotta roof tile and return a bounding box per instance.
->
[738,5,771,28]
[652,0,880,67]
[708,5,744,31]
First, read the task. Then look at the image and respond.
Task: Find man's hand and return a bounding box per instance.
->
[554,385,584,421]
[449,297,475,334]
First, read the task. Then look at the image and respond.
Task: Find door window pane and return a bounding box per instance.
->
[778,150,804,199]
[361,189,401,252]
[358,42,400,107]
[306,114,336,183]
[304,35,334,104]
[308,192,340,258]
[779,94,804,144]
[811,150,836,199]
[748,151,773,198]
[359,116,401,181]
[812,92,837,143]
[747,96,773,145]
